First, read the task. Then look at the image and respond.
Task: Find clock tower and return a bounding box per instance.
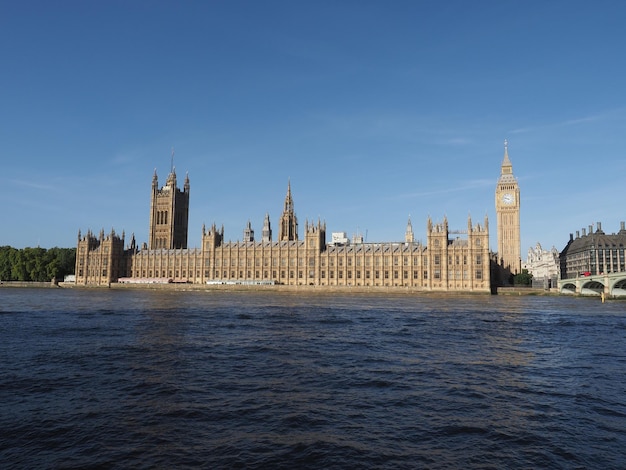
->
[495,140,521,277]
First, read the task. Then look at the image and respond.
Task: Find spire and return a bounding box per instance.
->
[405,215,414,243]
[501,139,513,175]
[284,178,293,212]
[280,179,298,240]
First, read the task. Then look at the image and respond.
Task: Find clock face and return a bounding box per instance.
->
[502,193,514,204]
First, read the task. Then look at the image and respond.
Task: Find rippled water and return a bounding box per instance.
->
[1,288,625,469]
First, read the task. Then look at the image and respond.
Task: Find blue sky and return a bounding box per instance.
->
[2,1,625,257]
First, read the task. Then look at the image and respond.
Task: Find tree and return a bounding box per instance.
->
[0,246,75,281]
[513,269,533,286]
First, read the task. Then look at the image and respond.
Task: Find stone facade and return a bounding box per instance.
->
[522,242,559,288]
[149,169,189,249]
[75,169,492,292]
[559,222,626,280]
[495,140,521,281]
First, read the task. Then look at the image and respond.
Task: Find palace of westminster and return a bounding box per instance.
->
[76,143,526,291]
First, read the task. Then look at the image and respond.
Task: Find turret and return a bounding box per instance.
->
[243,220,255,242]
[279,179,298,241]
[262,213,272,242]
[405,216,414,243]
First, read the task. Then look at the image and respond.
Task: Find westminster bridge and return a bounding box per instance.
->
[559,272,626,297]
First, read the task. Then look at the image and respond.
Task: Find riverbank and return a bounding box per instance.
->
[0,281,59,288]
[0,281,581,297]
[58,281,557,296]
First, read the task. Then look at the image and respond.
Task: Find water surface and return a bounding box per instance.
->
[1,288,625,468]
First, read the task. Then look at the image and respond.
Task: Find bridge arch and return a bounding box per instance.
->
[581,280,604,296]
[610,277,626,297]
[560,282,577,295]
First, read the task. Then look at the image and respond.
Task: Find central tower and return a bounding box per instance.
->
[495,140,521,276]
[279,180,298,241]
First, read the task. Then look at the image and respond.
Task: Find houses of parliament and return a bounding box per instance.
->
[75,142,521,291]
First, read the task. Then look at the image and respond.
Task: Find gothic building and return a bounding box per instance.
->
[75,149,512,293]
[149,168,189,249]
[495,140,521,282]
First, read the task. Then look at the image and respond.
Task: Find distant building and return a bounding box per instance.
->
[559,222,626,279]
[522,243,559,288]
[75,165,492,292]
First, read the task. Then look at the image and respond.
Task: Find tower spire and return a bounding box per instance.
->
[405,215,414,243]
[501,139,513,175]
[279,179,298,241]
[171,147,175,174]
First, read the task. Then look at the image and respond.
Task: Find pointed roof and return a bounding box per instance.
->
[501,139,513,173]
[498,139,517,183]
[283,178,294,212]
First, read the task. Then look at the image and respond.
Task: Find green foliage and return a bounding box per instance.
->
[0,246,76,282]
[513,268,533,286]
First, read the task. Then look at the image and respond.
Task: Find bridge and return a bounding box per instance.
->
[559,272,626,297]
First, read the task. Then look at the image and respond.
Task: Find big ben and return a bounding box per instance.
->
[495,139,521,277]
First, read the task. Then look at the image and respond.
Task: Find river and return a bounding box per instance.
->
[1,288,625,469]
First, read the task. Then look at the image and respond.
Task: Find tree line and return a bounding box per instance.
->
[0,246,76,282]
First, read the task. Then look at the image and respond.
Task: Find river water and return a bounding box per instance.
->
[1,288,625,469]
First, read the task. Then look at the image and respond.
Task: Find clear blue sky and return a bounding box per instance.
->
[2,1,625,257]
